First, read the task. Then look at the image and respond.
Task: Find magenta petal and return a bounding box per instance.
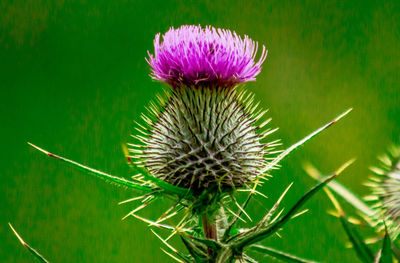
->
[147,25,267,87]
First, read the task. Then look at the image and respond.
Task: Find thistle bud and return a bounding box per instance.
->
[130,25,274,197]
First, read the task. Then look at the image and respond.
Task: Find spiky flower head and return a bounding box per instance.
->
[366,145,400,240]
[147,25,267,87]
[130,25,275,202]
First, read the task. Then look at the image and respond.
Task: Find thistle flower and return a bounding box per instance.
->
[18,24,352,263]
[366,145,400,240]
[147,25,267,87]
[130,25,274,198]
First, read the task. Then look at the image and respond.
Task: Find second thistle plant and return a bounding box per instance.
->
[306,145,400,262]
[367,145,400,240]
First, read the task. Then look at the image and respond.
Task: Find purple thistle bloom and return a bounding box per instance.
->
[147,25,267,87]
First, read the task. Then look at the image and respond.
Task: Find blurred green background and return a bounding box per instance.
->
[1,0,399,262]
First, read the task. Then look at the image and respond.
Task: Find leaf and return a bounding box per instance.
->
[233,173,338,250]
[259,183,293,228]
[244,109,352,224]
[339,216,374,263]
[249,244,318,263]
[378,226,393,263]
[304,161,374,218]
[9,223,50,263]
[227,183,295,243]
[222,193,253,242]
[28,143,153,192]
[324,189,374,263]
[261,108,352,174]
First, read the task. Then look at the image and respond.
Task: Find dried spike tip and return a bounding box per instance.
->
[147,25,267,88]
[130,86,276,196]
[367,145,400,240]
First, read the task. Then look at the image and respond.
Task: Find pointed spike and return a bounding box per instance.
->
[130,214,185,231]
[9,223,50,263]
[258,117,271,128]
[235,172,340,249]
[233,197,252,222]
[226,207,247,223]
[121,203,148,220]
[9,223,27,247]
[270,208,285,224]
[291,209,309,219]
[151,229,179,253]
[276,182,293,205]
[156,211,179,224]
[118,195,147,205]
[160,248,185,263]
[29,143,153,192]
[262,108,352,174]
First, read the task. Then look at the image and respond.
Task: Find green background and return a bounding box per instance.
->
[1,0,399,262]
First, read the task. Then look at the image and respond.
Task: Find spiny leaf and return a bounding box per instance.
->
[304,160,375,218]
[28,143,152,192]
[249,244,318,263]
[9,223,50,263]
[244,109,352,225]
[260,183,293,228]
[261,108,352,174]
[228,183,294,243]
[324,189,374,263]
[339,209,374,263]
[222,191,254,242]
[233,173,338,250]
